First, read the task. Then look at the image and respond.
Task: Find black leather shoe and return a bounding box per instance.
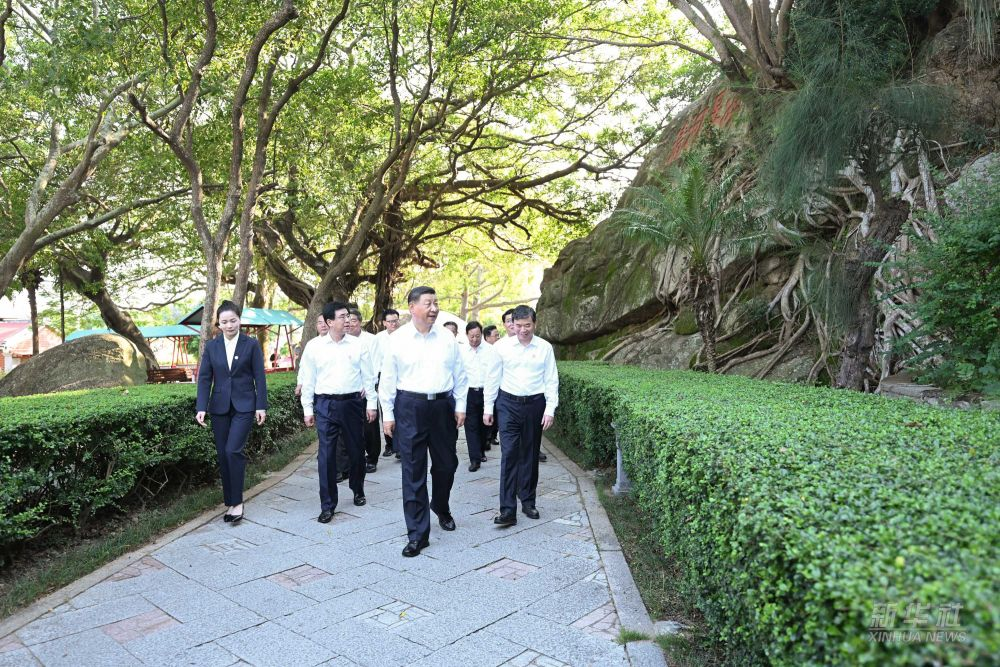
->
[494,513,517,527]
[353,494,366,506]
[469,462,480,472]
[223,513,233,523]
[480,455,487,462]
[366,462,377,473]
[228,512,243,524]
[402,537,429,557]
[523,506,540,520]
[538,453,548,462]
[438,513,456,531]
[382,446,393,458]
[318,510,334,523]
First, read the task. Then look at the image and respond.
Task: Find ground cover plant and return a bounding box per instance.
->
[557,361,999,665]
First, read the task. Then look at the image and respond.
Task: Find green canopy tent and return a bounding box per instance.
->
[178,306,304,372]
[67,324,200,368]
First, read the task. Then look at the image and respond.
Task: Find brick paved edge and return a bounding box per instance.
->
[542,437,667,667]
[0,440,319,640]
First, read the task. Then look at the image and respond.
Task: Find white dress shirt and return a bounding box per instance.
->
[298,334,377,417]
[223,333,239,370]
[484,334,559,417]
[379,322,468,421]
[372,329,392,376]
[461,342,499,389]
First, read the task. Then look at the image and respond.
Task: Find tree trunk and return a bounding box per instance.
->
[61,265,161,370]
[693,275,718,373]
[201,248,225,357]
[370,202,406,331]
[835,195,911,391]
[250,274,270,357]
[21,269,42,355]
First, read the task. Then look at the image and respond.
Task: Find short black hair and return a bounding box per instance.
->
[466,320,482,333]
[443,321,458,331]
[512,305,536,322]
[382,308,400,320]
[322,301,349,321]
[407,286,436,304]
[502,308,515,323]
[348,307,362,319]
[216,299,241,320]
[483,325,498,337]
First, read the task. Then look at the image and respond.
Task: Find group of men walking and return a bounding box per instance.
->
[297,286,559,557]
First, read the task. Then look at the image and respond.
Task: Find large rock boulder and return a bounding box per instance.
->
[0,334,147,398]
[537,85,744,345]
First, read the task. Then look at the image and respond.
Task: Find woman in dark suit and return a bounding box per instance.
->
[195,300,268,523]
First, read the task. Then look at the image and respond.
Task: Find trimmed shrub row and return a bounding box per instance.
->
[557,361,999,666]
[0,373,303,553]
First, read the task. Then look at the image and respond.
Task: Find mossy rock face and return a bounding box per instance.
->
[673,310,699,335]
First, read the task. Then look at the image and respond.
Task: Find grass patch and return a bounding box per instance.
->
[616,628,651,644]
[0,428,314,619]
[546,428,723,666]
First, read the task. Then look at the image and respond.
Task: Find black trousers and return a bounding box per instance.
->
[486,404,498,444]
[315,395,365,511]
[364,417,381,464]
[210,406,253,506]
[394,393,458,542]
[496,391,545,514]
[464,388,487,462]
[377,377,394,452]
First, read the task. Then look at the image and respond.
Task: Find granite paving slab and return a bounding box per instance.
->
[4,434,664,665]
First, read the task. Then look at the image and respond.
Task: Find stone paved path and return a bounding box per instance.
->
[1,436,662,667]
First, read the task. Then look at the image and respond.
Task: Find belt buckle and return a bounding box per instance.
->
[426,393,435,400]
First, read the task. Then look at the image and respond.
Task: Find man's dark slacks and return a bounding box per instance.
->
[464,388,487,462]
[377,377,394,453]
[394,393,458,542]
[496,391,545,515]
[364,418,381,464]
[315,395,365,512]
[210,406,253,506]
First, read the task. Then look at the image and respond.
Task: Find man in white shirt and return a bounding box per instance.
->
[348,307,381,473]
[484,305,558,526]
[380,286,468,557]
[374,309,401,459]
[481,324,501,450]
[295,313,329,398]
[461,321,499,472]
[299,302,378,523]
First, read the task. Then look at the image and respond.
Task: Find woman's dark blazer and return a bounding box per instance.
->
[195,333,268,415]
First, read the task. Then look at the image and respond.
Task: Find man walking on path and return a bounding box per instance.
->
[461,320,499,472]
[380,286,468,557]
[375,308,401,459]
[482,324,501,450]
[299,302,378,523]
[348,307,381,473]
[484,305,558,527]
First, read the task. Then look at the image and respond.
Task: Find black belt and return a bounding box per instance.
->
[316,391,362,401]
[398,389,451,401]
[468,387,484,392]
[499,390,544,403]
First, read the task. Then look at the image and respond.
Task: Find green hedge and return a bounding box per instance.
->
[0,373,303,553]
[557,362,999,666]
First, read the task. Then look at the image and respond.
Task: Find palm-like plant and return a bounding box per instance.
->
[614,150,763,372]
